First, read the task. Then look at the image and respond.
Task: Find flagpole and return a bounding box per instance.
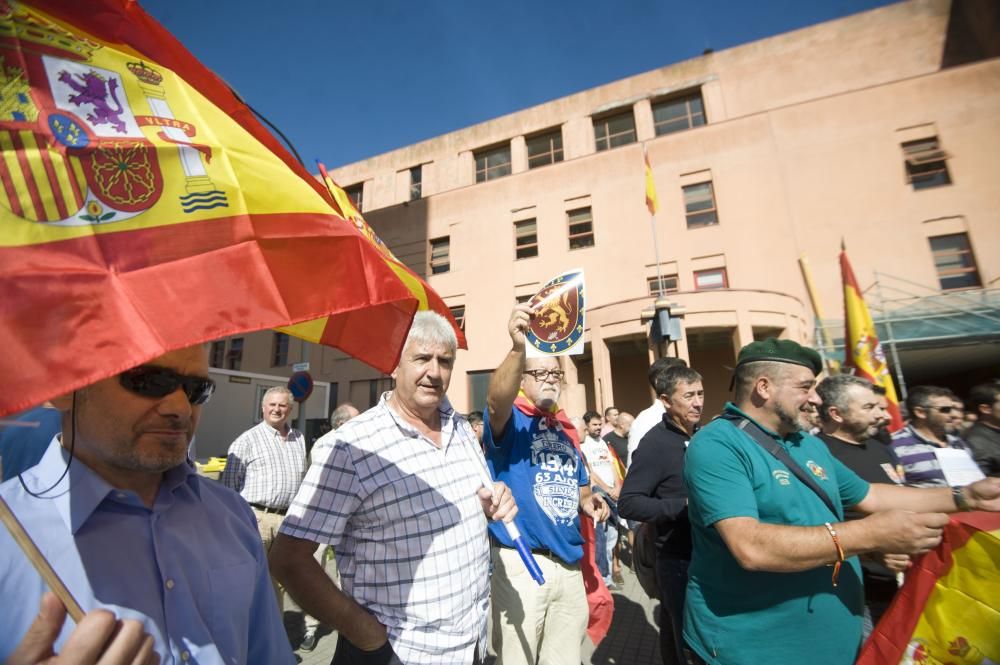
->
[873,271,908,400]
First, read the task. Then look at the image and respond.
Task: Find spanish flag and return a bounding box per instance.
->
[840,248,903,431]
[857,513,1000,665]
[0,1,456,416]
[280,164,466,350]
[644,147,659,215]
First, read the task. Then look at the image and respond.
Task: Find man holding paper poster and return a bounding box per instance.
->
[484,301,610,665]
[890,386,981,487]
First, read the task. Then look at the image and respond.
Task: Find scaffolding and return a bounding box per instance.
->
[816,276,1000,396]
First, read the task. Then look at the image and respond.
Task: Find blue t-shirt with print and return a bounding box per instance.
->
[485,408,589,565]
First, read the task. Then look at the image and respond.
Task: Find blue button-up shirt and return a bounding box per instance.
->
[0,438,294,665]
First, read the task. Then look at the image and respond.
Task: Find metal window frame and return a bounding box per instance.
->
[514,218,539,259]
[429,236,451,274]
[693,267,729,290]
[652,91,705,136]
[647,274,679,296]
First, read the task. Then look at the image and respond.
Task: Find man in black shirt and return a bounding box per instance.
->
[619,366,704,665]
[966,382,1000,477]
[816,374,907,632]
[603,411,632,468]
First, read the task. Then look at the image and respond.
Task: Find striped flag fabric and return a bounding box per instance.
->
[0,1,455,416]
[644,147,659,215]
[279,163,466,350]
[857,513,1000,665]
[840,248,904,431]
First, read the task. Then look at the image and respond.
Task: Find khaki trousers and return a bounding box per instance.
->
[491,546,589,665]
[253,508,286,613]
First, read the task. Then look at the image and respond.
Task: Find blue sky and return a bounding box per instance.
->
[140,0,896,169]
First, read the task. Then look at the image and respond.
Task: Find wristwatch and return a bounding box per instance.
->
[952,486,971,512]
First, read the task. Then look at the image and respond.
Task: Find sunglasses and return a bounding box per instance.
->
[119,366,216,405]
[926,405,955,414]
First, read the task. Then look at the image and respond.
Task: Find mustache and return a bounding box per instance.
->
[138,421,190,433]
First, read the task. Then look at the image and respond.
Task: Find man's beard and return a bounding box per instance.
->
[775,403,803,433]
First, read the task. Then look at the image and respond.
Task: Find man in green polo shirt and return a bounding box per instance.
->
[682,339,1000,665]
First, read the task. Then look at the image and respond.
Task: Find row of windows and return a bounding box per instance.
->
[343,98,951,210]
[475,91,707,183]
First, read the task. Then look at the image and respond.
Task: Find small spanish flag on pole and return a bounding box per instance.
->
[840,245,904,431]
[643,146,666,296]
[644,147,659,215]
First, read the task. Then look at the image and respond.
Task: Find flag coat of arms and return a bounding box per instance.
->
[840,249,903,431]
[0,0,461,416]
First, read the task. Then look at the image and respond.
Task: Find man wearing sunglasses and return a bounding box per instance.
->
[889,385,975,487]
[0,345,295,664]
[483,304,610,665]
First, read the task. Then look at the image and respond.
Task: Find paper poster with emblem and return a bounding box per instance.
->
[525,269,585,358]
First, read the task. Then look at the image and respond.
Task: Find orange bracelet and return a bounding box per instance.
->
[824,522,845,587]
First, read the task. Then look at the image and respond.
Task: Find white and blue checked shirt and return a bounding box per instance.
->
[281,393,491,665]
[221,420,306,510]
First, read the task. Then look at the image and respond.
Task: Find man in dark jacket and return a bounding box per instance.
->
[619,365,704,665]
[965,382,1000,477]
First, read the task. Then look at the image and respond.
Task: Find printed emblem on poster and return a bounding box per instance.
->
[526,269,585,357]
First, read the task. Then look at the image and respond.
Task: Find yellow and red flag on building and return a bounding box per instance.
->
[0,0,460,416]
[840,248,903,430]
[644,147,659,215]
[857,512,1000,665]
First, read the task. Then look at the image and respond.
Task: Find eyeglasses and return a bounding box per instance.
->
[926,405,955,414]
[523,369,565,382]
[119,366,216,405]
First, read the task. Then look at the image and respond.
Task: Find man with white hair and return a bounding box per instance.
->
[270,311,517,665]
[221,385,307,614]
[485,304,610,665]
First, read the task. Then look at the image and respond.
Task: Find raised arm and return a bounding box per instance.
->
[486,305,532,435]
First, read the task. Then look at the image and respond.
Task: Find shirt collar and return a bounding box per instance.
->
[381,391,460,443]
[25,436,200,535]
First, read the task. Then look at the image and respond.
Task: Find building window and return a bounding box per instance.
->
[526,129,563,169]
[209,341,225,368]
[929,233,981,290]
[567,207,594,249]
[647,274,679,296]
[475,144,512,182]
[694,268,728,291]
[902,138,951,190]
[272,332,289,366]
[683,182,719,228]
[514,219,539,259]
[226,337,244,370]
[430,236,450,274]
[593,110,636,151]
[449,305,466,332]
[344,183,363,211]
[409,165,422,200]
[468,370,493,412]
[652,91,706,136]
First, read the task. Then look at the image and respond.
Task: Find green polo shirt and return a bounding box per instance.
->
[683,403,870,665]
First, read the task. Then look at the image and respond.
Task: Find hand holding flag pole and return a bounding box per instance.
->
[469,442,545,586]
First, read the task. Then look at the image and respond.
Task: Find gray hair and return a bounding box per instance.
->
[816,374,874,423]
[403,311,457,353]
[656,366,703,398]
[261,386,293,405]
[330,403,358,429]
[733,361,788,404]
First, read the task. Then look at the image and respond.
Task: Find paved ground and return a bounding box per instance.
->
[286,557,663,665]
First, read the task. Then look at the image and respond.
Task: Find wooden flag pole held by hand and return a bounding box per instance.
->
[0,494,84,622]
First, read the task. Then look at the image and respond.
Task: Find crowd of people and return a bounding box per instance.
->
[0,305,998,665]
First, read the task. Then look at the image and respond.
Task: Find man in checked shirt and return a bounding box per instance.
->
[270,311,518,665]
[221,385,306,613]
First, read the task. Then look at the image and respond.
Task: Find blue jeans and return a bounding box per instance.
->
[655,555,690,665]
